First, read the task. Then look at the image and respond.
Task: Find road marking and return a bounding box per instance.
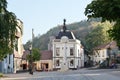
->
[84,73,101,76]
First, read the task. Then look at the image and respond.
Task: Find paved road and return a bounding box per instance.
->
[1,69,120,80]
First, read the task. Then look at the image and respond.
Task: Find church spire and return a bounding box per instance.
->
[63,19,67,32]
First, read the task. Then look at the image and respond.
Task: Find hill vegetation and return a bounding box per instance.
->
[24,18,113,53]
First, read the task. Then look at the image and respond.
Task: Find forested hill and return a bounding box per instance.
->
[24,18,101,50]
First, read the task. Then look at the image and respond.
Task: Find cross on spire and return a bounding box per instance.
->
[63,19,67,32]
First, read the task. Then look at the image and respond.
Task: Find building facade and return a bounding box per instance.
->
[0,19,24,73]
[52,19,84,71]
[93,41,118,65]
[0,54,14,73]
[14,19,24,73]
[35,50,53,71]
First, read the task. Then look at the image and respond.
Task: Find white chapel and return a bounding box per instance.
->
[52,19,84,71]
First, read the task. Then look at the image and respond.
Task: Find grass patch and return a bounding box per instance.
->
[0,73,3,77]
[0,73,7,78]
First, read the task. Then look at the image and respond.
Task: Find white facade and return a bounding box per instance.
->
[53,36,84,70]
[93,49,108,64]
[93,41,118,65]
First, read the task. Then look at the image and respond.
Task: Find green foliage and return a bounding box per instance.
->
[0,73,3,77]
[108,21,120,47]
[24,19,107,51]
[26,48,40,62]
[85,21,112,53]
[24,20,95,50]
[24,40,31,50]
[24,18,114,55]
[85,0,120,48]
[85,0,120,22]
[32,48,41,61]
[14,39,18,51]
[0,0,17,60]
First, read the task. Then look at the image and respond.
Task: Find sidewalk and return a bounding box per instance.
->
[1,71,58,80]
[0,71,39,80]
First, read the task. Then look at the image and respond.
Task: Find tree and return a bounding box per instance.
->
[85,21,112,53]
[0,0,17,60]
[23,40,32,50]
[26,48,40,74]
[85,0,120,48]
[26,48,41,62]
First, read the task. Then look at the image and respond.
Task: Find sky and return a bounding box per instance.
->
[7,0,92,44]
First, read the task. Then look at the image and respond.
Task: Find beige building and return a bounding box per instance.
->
[14,19,24,73]
[0,19,24,73]
[36,50,53,71]
[21,50,29,70]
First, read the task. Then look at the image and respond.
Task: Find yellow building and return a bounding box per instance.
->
[36,50,53,71]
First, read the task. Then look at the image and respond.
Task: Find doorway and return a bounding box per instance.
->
[23,64,27,70]
[41,63,49,71]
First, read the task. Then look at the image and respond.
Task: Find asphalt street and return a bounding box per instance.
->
[1,69,120,80]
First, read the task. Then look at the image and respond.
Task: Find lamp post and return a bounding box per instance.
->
[29,45,33,75]
[28,28,34,75]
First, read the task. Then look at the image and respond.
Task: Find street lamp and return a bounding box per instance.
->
[29,45,33,75]
[28,28,34,75]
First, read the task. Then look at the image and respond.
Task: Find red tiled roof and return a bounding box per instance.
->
[22,50,53,60]
[40,50,52,60]
[94,41,118,50]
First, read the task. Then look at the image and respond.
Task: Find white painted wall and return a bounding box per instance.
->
[53,36,84,70]
[93,49,107,64]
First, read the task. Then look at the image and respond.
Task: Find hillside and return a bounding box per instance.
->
[24,19,101,50]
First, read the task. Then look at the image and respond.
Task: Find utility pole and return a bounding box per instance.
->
[29,28,34,75]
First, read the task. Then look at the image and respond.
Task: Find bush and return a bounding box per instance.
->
[0,73,3,77]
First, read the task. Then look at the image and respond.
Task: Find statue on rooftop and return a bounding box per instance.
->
[63,19,67,32]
